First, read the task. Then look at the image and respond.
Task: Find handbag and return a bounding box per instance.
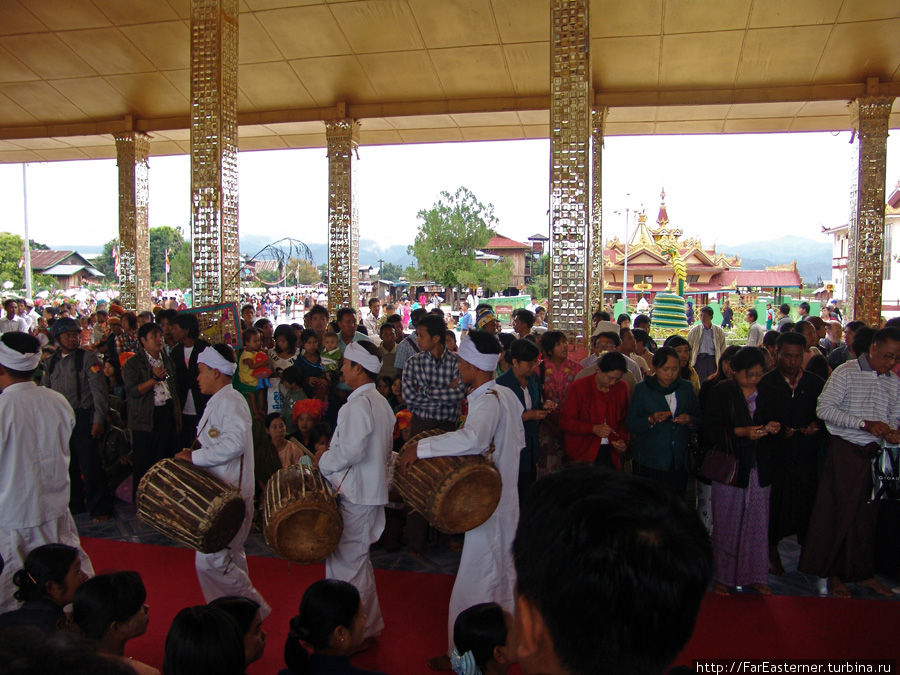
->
[698,397,739,486]
[871,444,900,502]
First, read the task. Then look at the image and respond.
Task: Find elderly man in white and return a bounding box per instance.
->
[0,332,94,612]
[399,330,526,671]
[317,340,394,642]
[175,344,269,617]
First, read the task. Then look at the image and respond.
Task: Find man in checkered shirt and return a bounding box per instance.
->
[402,314,467,438]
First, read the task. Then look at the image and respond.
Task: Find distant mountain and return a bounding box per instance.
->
[719,235,833,285]
[240,234,415,268]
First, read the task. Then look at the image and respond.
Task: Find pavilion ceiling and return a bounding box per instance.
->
[0,0,898,162]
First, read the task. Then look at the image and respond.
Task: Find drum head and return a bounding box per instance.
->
[199,497,247,553]
[268,503,342,564]
[434,464,502,534]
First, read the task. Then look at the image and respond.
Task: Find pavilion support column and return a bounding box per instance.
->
[114,132,151,311]
[190,0,239,307]
[847,92,894,325]
[549,0,591,346]
[325,117,360,315]
[589,107,606,316]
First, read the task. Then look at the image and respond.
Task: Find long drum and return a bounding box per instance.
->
[393,429,502,534]
[263,464,343,563]
[136,458,245,554]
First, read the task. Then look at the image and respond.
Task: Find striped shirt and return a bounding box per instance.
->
[402,346,467,423]
[816,354,900,446]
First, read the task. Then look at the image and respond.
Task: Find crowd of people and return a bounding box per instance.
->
[0,287,898,674]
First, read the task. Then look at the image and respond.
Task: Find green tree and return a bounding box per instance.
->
[168,240,192,289]
[409,186,512,291]
[294,259,322,285]
[149,226,185,283]
[379,262,404,281]
[0,232,25,287]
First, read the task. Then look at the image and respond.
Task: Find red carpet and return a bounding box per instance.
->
[81,538,900,674]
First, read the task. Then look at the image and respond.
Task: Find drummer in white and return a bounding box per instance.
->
[316,341,394,642]
[0,332,94,612]
[398,330,526,670]
[175,344,269,617]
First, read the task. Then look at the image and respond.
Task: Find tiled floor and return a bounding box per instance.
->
[76,498,900,600]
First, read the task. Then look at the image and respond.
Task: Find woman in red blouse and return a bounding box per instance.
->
[537,331,582,476]
[560,351,629,470]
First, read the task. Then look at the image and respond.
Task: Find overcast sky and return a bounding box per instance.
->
[1,131,899,256]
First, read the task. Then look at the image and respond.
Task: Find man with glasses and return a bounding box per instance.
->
[800,327,900,598]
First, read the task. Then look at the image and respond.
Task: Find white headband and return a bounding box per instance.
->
[344,342,381,374]
[198,347,237,377]
[458,336,500,373]
[0,341,41,372]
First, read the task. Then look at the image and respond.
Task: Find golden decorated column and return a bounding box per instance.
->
[325,118,360,315]
[589,107,606,316]
[114,131,151,311]
[190,0,239,307]
[549,0,591,346]
[846,89,894,325]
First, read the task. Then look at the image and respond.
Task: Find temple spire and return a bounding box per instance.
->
[657,187,669,226]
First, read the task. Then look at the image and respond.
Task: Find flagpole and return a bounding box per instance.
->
[22,163,33,301]
[165,248,169,291]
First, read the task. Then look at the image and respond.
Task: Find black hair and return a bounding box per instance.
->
[633,314,650,328]
[285,579,360,674]
[776,331,808,350]
[852,326,877,356]
[793,321,815,337]
[540,330,567,358]
[309,423,332,450]
[762,330,780,348]
[335,307,356,323]
[799,301,810,312]
[241,326,260,345]
[430,307,445,318]
[376,374,394,390]
[138,310,154,322]
[468,329,502,357]
[0,332,40,378]
[497,332,515,353]
[368,297,380,307]
[596,310,611,321]
[0,627,137,674]
[453,602,507,670]
[137,322,162,342]
[885,318,900,328]
[3,297,17,309]
[714,345,742,380]
[164,606,244,675]
[596,331,621,348]
[306,304,329,320]
[616,313,630,325]
[299,328,318,347]
[385,313,402,325]
[121,312,137,331]
[254,318,272,331]
[410,307,428,326]
[651,346,679,369]
[72,571,146,641]
[598,351,627,373]
[699,306,713,318]
[631,328,649,346]
[509,338,540,363]
[241,304,254,314]
[746,308,758,321]
[173,313,200,339]
[379,322,396,335]
[274,324,298,353]
[844,320,866,334]
[208,595,261,636]
[730,346,766,373]
[265,412,282,429]
[778,321,795,334]
[514,309,535,329]
[873,326,900,347]
[779,303,791,315]
[13,543,79,603]
[418,314,447,340]
[280,365,302,386]
[514,466,712,675]
[157,309,178,324]
[662,335,688,350]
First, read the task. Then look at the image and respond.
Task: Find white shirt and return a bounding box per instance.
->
[319,382,394,506]
[363,311,382,346]
[0,381,75,528]
[0,315,27,334]
[191,385,255,500]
